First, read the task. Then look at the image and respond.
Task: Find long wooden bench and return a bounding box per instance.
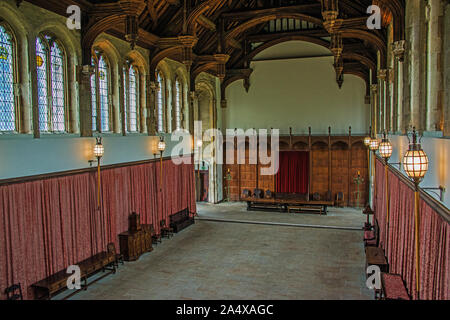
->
[31,251,116,300]
[246,198,333,215]
[376,273,410,300]
[170,208,195,233]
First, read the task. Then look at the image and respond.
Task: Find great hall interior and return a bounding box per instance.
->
[0,0,449,302]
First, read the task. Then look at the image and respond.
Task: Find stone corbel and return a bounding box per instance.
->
[371,84,378,93]
[76,65,95,83]
[378,69,387,81]
[393,40,406,62]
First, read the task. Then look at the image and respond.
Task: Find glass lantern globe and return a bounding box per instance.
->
[364,136,372,147]
[379,134,393,160]
[403,140,428,184]
[157,139,166,152]
[93,138,104,158]
[369,138,379,151]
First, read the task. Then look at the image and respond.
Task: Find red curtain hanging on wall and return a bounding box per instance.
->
[374,158,449,300]
[0,156,196,300]
[276,151,309,194]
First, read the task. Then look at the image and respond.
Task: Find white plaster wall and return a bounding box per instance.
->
[0,133,192,180]
[224,51,370,135]
[388,134,450,208]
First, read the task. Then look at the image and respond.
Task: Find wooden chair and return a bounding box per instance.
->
[336,192,345,207]
[107,242,124,267]
[160,219,173,239]
[253,189,263,199]
[242,189,252,198]
[150,224,162,245]
[312,192,320,201]
[4,283,23,300]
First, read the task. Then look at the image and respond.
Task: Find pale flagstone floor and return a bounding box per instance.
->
[62,202,373,300]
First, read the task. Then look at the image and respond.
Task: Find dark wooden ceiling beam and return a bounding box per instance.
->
[221,3,321,21]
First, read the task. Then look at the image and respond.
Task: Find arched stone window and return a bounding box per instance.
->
[0,23,17,132]
[123,64,139,133]
[36,34,67,132]
[156,70,165,133]
[91,51,111,132]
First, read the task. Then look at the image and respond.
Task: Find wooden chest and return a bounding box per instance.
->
[119,229,152,261]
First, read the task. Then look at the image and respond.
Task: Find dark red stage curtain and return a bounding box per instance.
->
[0,156,196,300]
[374,159,449,300]
[276,151,309,194]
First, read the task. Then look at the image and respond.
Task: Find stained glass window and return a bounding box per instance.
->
[50,41,65,132]
[0,25,15,132]
[91,58,97,131]
[156,71,164,132]
[36,35,66,132]
[98,56,109,132]
[36,37,48,131]
[123,67,127,131]
[128,66,138,132]
[175,78,182,131]
[91,53,110,132]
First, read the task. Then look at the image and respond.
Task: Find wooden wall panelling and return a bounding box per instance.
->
[331,141,349,204]
[311,141,329,199]
[350,141,369,207]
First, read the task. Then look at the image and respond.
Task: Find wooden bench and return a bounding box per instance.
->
[247,198,332,215]
[287,205,325,215]
[365,246,389,273]
[170,208,195,233]
[376,273,410,300]
[31,251,116,300]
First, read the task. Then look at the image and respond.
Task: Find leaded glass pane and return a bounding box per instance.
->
[129,66,138,132]
[91,58,97,131]
[175,79,181,131]
[123,67,127,131]
[98,56,109,132]
[36,37,48,132]
[0,26,15,131]
[157,72,163,132]
[50,41,65,132]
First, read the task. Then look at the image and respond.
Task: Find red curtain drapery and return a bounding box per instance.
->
[0,157,196,300]
[276,151,309,194]
[374,159,449,300]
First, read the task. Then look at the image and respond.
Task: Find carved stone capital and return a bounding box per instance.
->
[378,69,387,80]
[371,84,378,92]
[393,40,406,62]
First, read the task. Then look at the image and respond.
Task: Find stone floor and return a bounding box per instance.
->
[63,202,373,300]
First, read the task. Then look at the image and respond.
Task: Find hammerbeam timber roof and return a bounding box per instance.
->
[21,0,405,87]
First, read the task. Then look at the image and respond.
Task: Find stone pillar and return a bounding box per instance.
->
[146,76,157,136]
[140,73,147,133]
[189,91,196,135]
[78,65,94,137]
[426,0,444,132]
[444,1,450,136]
[407,0,427,131]
[378,69,387,133]
[393,40,406,133]
[371,84,378,136]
